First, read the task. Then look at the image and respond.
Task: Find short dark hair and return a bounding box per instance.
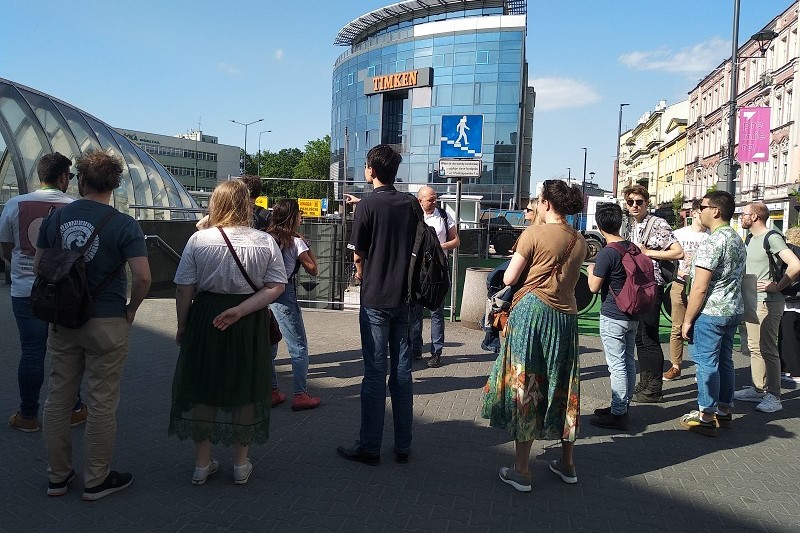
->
[595,202,623,234]
[75,150,123,192]
[240,175,262,199]
[705,191,735,221]
[691,198,703,211]
[540,179,583,216]
[623,184,650,203]
[37,152,72,184]
[366,144,402,185]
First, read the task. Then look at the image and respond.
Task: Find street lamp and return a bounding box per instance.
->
[580,148,588,230]
[257,129,272,177]
[567,167,571,182]
[588,171,596,188]
[614,103,630,198]
[230,118,263,175]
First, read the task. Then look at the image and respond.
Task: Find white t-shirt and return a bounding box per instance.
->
[174,226,287,293]
[0,189,74,297]
[673,225,710,280]
[423,208,456,246]
[281,236,310,279]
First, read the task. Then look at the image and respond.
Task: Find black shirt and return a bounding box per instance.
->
[348,185,417,308]
[593,240,634,321]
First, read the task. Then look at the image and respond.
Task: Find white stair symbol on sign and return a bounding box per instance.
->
[743,111,757,121]
[440,137,482,157]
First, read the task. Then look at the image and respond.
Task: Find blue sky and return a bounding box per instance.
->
[2,0,792,191]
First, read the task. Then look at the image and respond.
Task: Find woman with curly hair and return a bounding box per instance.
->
[482,180,587,492]
[169,180,287,486]
[268,199,322,411]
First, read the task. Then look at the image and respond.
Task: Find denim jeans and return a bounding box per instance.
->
[409,300,445,356]
[269,283,309,394]
[599,315,638,415]
[691,313,741,414]
[359,304,413,454]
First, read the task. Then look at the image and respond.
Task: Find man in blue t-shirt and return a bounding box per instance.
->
[35,150,151,501]
[337,144,417,466]
[587,202,637,431]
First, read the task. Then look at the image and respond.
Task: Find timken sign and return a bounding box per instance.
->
[364,67,433,95]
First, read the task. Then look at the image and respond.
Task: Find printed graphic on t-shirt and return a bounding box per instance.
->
[60,219,101,261]
[18,201,59,256]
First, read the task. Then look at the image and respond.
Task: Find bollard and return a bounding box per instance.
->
[460,267,493,330]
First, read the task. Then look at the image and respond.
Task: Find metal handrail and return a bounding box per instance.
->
[129,204,206,213]
[144,234,181,263]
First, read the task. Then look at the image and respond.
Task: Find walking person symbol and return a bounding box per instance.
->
[455,116,470,146]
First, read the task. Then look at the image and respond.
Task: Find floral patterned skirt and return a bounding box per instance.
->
[481,293,580,442]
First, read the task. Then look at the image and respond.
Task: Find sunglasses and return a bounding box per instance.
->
[524,207,535,213]
[698,204,716,211]
[69,172,76,180]
[626,199,645,207]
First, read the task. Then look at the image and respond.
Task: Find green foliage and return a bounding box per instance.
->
[671,192,684,229]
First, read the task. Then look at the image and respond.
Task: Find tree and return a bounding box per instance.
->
[672,192,684,229]
[293,135,331,200]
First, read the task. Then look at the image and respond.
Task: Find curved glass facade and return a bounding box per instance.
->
[0,77,199,220]
[331,2,531,207]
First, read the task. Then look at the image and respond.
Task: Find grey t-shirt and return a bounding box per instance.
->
[38,199,147,318]
[746,231,788,303]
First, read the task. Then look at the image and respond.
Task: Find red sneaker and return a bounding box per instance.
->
[291,393,321,411]
[271,389,286,408]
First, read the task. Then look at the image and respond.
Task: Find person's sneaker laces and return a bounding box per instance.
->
[70,405,88,427]
[233,459,253,485]
[662,367,681,381]
[548,459,578,484]
[499,464,531,492]
[82,471,133,501]
[755,393,783,413]
[47,470,75,497]
[733,386,765,403]
[291,393,321,411]
[271,389,286,408]
[192,459,219,486]
[8,412,40,433]
[679,410,717,437]
[715,411,733,429]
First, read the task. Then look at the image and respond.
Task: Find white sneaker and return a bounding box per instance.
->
[192,459,219,486]
[755,393,783,413]
[733,386,766,403]
[233,459,253,485]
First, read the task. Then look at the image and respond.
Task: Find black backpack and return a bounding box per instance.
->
[407,198,450,311]
[746,229,800,298]
[253,205,271,231]
[31,208,120,329]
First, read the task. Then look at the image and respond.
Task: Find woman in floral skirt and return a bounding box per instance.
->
[482,180,587,492]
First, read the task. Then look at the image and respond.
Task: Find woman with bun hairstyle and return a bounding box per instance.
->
[482,180,588,492]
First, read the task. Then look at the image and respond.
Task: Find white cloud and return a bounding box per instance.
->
[619,37,730,75]
[217,62,240,75]
[274,49,285,61]
[529,77,601,111]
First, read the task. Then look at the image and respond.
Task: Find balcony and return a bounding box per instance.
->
[760,71,774,89]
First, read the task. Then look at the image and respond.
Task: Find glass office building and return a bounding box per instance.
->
[0,77,198,219]
[331,0,532,208]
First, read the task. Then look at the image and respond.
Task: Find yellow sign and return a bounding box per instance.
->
[254,196,268,209]
[298,199,321,217]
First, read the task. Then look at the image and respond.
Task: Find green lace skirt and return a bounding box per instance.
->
[481,293,581,442]
[169,292,271,446]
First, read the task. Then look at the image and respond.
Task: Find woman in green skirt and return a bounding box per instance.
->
[482,180,587,492]
[170,180,287,486]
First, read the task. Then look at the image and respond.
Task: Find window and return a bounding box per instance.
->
[347,73,354,86]
[433,54,446,68]
[476,50,489,64]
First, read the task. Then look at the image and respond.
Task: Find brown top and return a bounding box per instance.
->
[514,223,587,314]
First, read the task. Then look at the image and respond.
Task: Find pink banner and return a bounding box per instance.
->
[738,107,770,163]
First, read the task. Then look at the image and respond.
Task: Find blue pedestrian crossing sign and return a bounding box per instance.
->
[440,114,483,158]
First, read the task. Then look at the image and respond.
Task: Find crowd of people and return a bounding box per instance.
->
[2,145,799,500]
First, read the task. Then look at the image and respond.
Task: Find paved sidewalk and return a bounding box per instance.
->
[0,286,798,533]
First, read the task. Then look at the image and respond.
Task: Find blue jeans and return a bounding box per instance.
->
[409,300,446,356]
[691,313,741,414]
[599,315,638,415]
[359,304,413,454]
[12,297,83,418]
[269,284,309,394]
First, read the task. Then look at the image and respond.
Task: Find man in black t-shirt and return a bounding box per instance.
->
[587,203,637,431]
[337,145,417,466]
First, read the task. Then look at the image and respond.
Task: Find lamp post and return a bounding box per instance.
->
[588,171,596,193]
[567,167,571,183]
[231,118,263,175]
[257,129,272,177]
[580,148,588,230]
[614,103,630,198]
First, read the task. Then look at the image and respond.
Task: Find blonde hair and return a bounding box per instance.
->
[208,180,251,228]
[785,226,800,246]
[527,199,541,226]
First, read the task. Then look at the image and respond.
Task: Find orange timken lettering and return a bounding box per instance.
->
[364,67,433,95]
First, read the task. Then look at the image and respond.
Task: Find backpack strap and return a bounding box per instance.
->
[437,206,448,221]
[218,227,259,293]
[641,215,658,247]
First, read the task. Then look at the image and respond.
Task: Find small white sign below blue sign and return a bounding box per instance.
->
[440,114,483,158]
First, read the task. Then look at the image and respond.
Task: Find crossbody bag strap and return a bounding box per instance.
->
[218,227,258,293]
[641,215,658,247]
[510,227,579,310]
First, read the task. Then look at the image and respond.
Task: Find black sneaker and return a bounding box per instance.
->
[590,412,629,431]
[337,443,380,466]
[393,449,410,464]
[82,471,133,501]
[427,353,443,368]
[631,391,663,403]
[47,470,76,497]
[593,406,612,417]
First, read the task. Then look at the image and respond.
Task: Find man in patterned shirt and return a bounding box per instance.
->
[679,191,746,437]
[621,185,684,402]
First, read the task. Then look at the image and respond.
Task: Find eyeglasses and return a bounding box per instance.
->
[524,207,534,213]
[698,204,716,211]
[739,212,752,218]
[626,199,645,207]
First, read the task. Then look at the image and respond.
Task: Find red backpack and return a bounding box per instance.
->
[606,242,658,316]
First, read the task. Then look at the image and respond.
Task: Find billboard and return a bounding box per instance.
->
[738,107,770,163]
